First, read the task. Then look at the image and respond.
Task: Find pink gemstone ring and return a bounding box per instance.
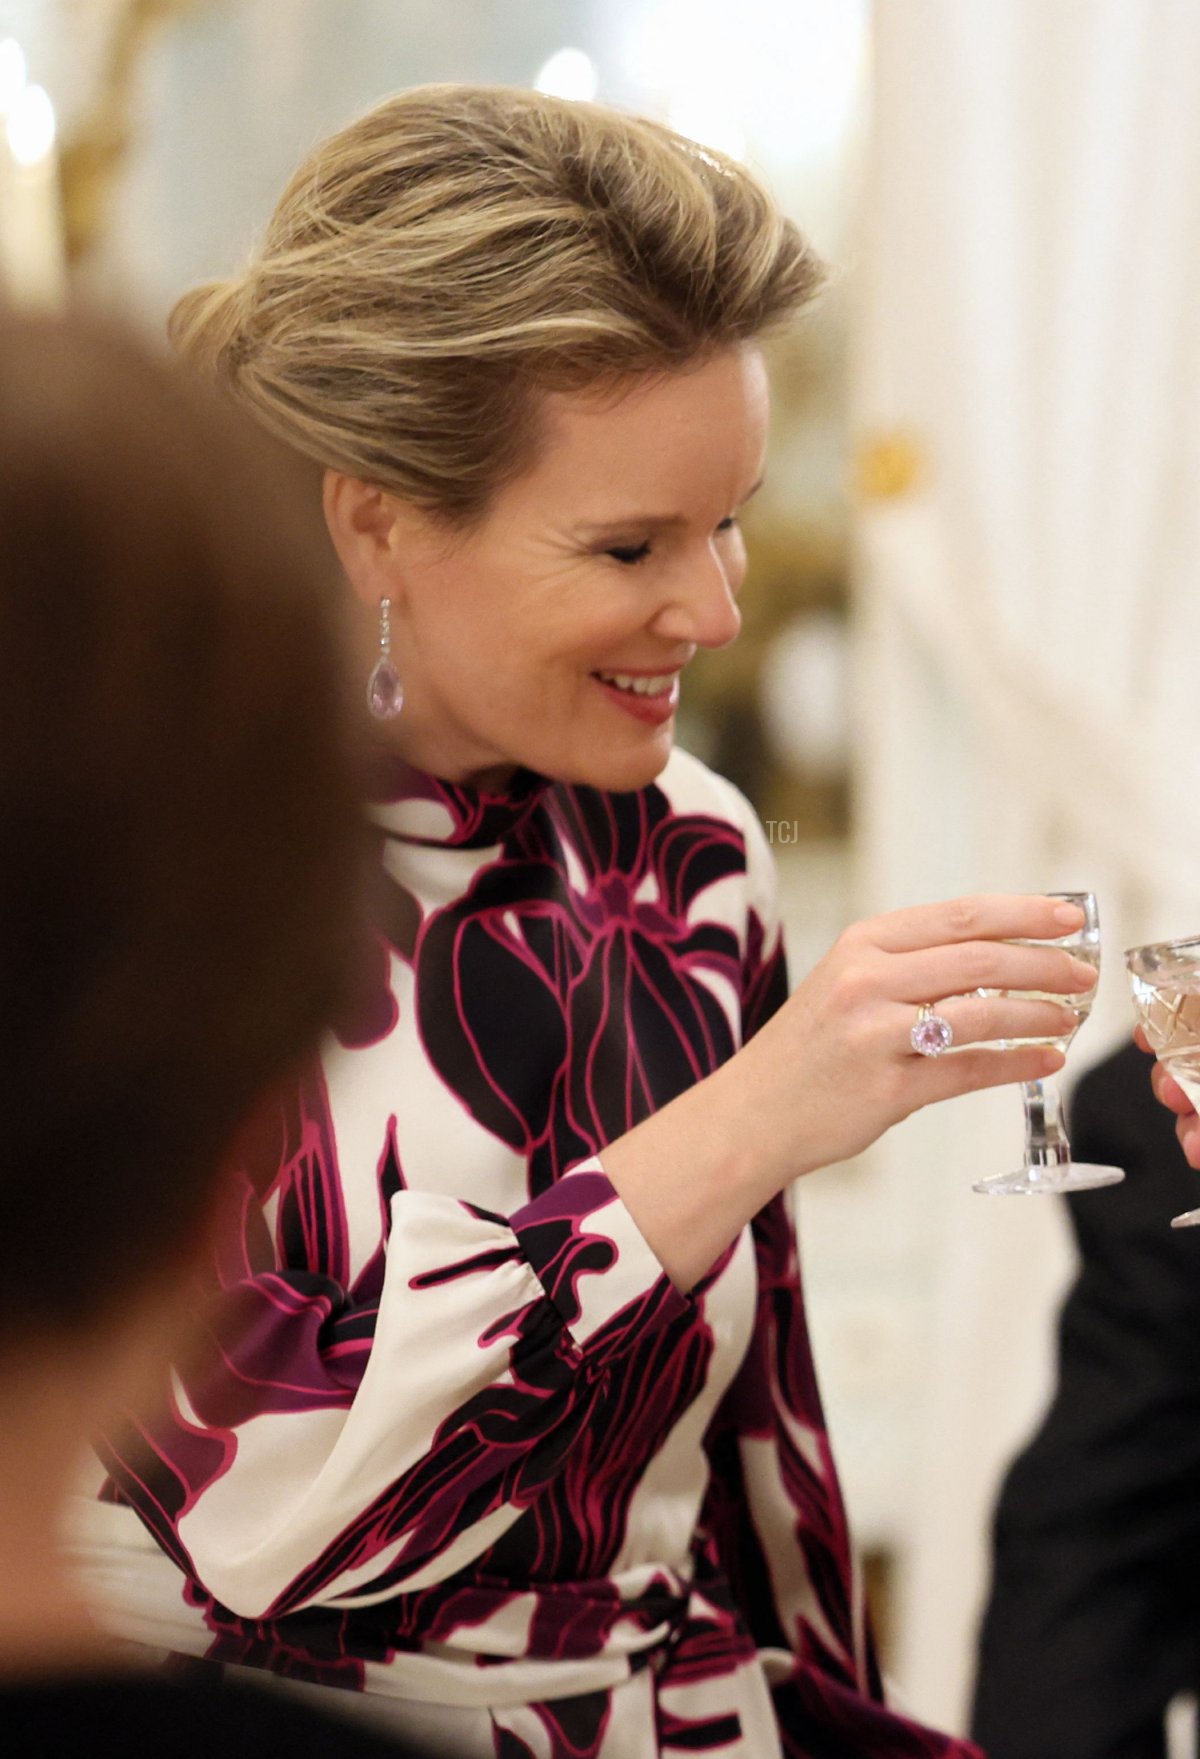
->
[911,1003,954,1057]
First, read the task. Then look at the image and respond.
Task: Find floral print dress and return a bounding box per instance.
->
[74,748,979,1758]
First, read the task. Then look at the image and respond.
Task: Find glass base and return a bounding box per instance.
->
[972,1162,1125,1196]
[1170,1208,1200,1229]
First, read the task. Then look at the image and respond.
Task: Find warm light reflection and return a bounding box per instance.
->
[6,82,55,166]
[534,47,599,103]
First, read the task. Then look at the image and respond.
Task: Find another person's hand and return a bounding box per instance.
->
[1135,1025,1200,1167]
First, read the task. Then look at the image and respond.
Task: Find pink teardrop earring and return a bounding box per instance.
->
[367,596,404,720]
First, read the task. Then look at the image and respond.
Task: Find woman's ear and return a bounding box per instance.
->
[322,470,410,608]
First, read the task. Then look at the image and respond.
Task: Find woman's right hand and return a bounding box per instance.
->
[731,892,1096,1191]
[602,893,1096,1293]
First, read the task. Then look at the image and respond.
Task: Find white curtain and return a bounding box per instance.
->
[853,0,1200,1728]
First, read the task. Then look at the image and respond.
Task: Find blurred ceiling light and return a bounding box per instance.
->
[6,82,56,166]
[0,37,27,113]
[534,47,599,103]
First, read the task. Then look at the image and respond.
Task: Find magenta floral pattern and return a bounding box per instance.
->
[91,751,981,1758]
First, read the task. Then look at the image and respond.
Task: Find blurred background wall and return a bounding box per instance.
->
[4,0,1200,1738]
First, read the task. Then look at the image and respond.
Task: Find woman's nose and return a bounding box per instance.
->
[650,550,743,650]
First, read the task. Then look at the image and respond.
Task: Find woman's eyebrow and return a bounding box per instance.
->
[572,478,766,537]
[574,512,687,537]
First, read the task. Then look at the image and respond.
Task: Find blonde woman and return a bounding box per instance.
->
[81,86,1094,1757]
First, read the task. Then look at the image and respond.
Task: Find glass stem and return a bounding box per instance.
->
[1021,1078,1071,1170]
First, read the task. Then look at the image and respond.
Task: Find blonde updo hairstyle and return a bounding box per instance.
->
[170,84,823,526]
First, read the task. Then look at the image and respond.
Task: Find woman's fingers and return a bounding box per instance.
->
[764,895,1092,1176]
[912,1043,1065,1101]
[886,941,1097,1008]
[862,894,1084,956]
[914,994,1080,1049]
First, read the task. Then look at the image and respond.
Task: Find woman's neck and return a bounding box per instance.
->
[369,717,519,795]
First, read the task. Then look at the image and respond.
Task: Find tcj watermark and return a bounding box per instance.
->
[763,820,806,845]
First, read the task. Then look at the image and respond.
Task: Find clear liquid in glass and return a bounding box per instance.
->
[1000,941,1101,1049]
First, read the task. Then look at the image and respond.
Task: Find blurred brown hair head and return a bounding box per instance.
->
[0,310,364,1347]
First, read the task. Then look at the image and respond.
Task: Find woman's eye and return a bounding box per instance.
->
[716,516,738,534]
[606,542,652,566]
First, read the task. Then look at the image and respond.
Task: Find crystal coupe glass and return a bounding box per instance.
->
[1126,935,1200,1227]
[973,892,1125,1196]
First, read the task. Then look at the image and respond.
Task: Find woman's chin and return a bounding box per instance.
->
[560,738,675,795]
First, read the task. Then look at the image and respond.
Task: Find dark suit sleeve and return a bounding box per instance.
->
[971,1040,1200,1759]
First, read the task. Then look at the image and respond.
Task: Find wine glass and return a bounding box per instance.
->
[1125,935,1200,1227]
[973,891,1125,1196]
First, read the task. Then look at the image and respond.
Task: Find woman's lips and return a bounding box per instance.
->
[590,670,681,726]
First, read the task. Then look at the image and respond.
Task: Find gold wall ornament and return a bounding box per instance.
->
[854,431,927,501]
[58,0,210,268]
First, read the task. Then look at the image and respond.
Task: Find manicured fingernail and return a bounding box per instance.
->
[1070,957,1098,984]
[1054,903,1086,926]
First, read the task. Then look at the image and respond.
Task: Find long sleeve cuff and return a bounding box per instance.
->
[510,1161,689,1359]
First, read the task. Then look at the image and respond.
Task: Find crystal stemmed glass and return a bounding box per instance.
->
[973,892,1125,1196]
[1125,936,1200,1227]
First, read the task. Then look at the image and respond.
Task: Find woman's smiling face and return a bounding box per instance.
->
[330,344,770,793]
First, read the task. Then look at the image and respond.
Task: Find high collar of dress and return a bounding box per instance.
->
[363,746,553,850]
